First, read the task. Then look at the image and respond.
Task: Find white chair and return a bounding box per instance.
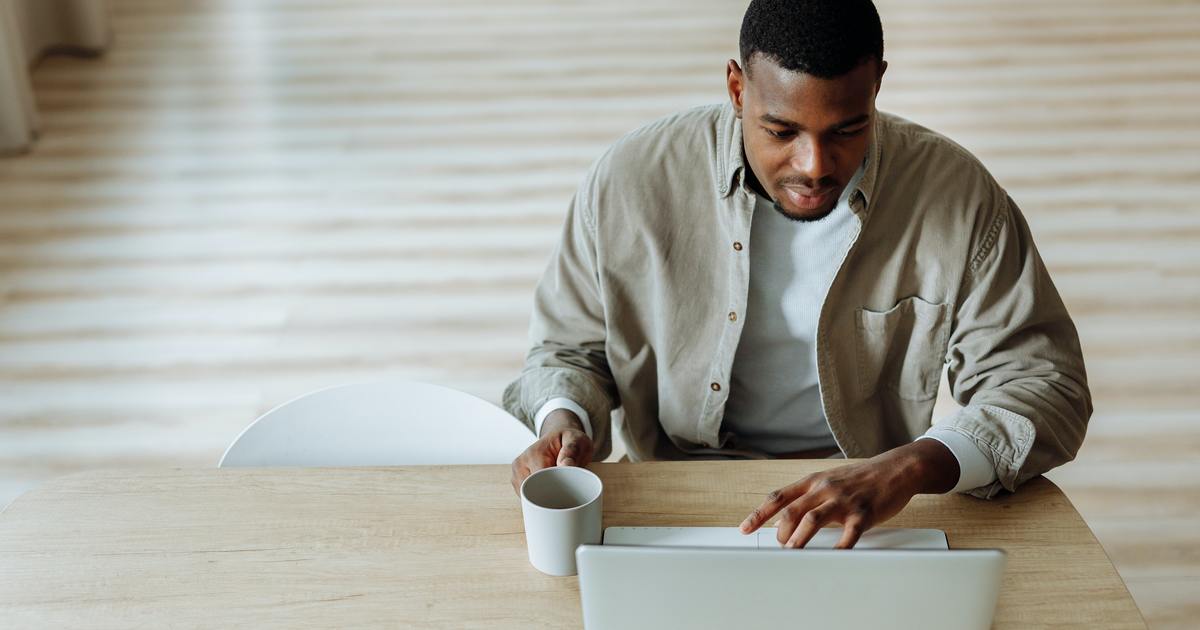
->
[218,381,536,467]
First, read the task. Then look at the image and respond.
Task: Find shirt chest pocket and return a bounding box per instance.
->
[854,297,952,402]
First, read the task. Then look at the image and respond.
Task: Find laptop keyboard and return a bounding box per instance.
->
[601,526,948,549]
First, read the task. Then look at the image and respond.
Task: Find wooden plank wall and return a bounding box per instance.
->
[1,0,1196,626]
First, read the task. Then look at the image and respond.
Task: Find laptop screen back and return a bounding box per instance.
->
[576,545,1004,630]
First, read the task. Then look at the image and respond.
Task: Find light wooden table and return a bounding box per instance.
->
[0,461,1145,629]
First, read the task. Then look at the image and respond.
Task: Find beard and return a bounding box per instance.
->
[770,198,838,223]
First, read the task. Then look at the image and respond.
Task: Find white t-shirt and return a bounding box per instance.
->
[719,170,863,454]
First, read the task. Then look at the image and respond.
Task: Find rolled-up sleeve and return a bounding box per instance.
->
[940,194,1092,499]
[502,171,619,461]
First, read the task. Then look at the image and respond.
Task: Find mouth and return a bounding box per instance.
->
[780,187,837,211]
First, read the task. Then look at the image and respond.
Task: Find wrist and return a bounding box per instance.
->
[539,409,585,438]
[884,440,960,495]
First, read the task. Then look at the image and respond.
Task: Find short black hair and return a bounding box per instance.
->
[739,0,884,79]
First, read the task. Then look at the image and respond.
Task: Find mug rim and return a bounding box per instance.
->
[520,466,603,512]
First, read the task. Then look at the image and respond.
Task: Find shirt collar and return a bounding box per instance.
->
[716,103,883,213]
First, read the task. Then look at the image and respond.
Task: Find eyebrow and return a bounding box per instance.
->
[759,112,870,131]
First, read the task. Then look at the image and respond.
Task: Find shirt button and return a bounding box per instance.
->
[732,241,743,251]
[710,382,721,392]
[728,311,737,322]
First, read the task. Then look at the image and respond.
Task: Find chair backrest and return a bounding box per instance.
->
[218,381,536,467]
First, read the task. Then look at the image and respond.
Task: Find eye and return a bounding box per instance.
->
[764,127,794,139]
[836,126,868,136]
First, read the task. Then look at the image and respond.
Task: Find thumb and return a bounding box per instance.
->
[556,430,593,468]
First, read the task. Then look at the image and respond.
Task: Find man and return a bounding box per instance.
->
[504,0,1090,550]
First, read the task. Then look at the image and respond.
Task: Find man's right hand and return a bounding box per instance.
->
[510,409,594,496]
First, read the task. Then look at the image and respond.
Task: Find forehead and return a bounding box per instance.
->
[746,56,879,124]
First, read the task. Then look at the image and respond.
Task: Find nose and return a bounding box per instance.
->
[790,136,835,185]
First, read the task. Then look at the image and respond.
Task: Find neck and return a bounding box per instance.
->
[741,155,771,199]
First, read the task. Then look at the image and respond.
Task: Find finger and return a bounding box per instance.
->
[556,433,578,467]
[785,500,838,549]
[557,431,592,467]
[510,460,531,496]
[524,444,554,475]
[833,514,868,550]
[773,493,824,546]
[573,434,594,468]
[740,478,814,533]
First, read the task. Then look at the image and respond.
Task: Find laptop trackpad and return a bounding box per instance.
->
[602,526,948,550]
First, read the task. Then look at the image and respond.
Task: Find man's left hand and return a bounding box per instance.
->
[739,439,960,549]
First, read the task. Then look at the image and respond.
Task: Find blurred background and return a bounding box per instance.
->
[1,0,1196,626]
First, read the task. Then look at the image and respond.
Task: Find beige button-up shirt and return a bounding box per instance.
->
[503,103,1091,499]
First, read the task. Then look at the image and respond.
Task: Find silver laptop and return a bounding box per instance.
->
[576,527,1005,630]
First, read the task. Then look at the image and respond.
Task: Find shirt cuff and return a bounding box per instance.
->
[917,428,998,494]
[533,397,593,440]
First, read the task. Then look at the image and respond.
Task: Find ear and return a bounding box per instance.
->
[875,59,888,95]
[726,59,746,119]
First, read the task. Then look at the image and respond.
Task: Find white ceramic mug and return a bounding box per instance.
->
[519,466,603,576]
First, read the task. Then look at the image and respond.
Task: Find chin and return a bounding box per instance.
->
[771,199,839,223]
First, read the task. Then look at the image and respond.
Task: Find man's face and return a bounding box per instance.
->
[727,55,885,221]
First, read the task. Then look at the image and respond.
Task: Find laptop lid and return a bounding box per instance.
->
[576,545,1005,630]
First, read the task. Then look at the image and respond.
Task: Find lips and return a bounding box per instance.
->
[781,187,835,211]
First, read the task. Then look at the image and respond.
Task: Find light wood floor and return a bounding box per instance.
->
[1,0,1197,626]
